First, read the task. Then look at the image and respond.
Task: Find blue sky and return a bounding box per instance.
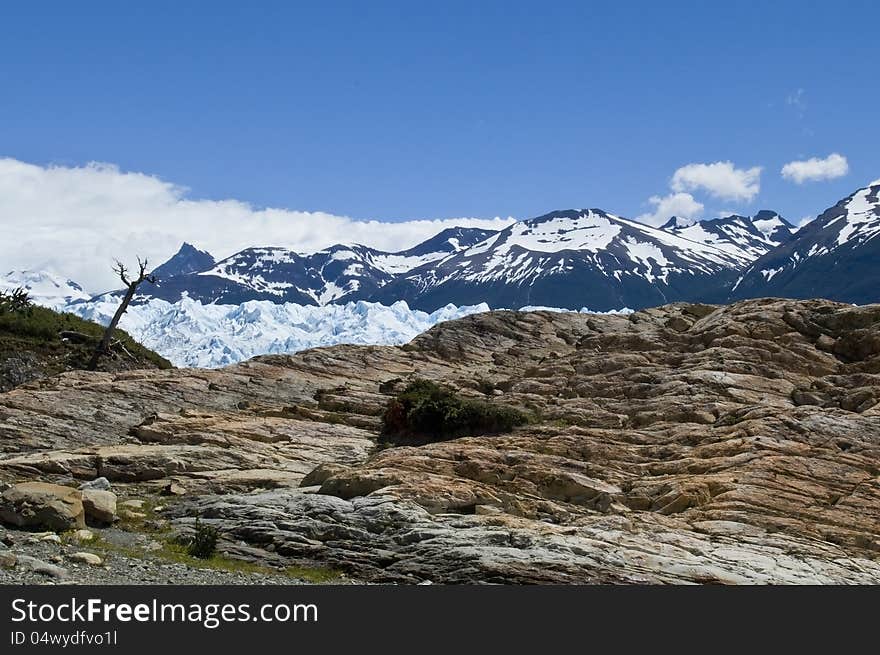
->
[0,1,878,284]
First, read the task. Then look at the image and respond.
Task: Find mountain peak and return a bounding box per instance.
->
[660,216,696,229]
[152,243,216,279]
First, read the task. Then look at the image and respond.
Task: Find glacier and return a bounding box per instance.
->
[57,296,633,369]
[63,297,493,368]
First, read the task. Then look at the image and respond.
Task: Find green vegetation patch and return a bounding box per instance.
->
[381,378,528,445]
[0,304,171,384]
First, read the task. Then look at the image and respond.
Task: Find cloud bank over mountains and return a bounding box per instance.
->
[0,158,514,292]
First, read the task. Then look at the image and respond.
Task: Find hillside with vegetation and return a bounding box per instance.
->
[0,288,171,392]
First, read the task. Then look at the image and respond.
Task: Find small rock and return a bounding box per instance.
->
[78,477,112,491]
[120,509,146,520]
[16,554,69,579]
[71,529,95,543]
[39,533,62,544]
[120,499,145,509]
[162,482,187,496]
[0,551,16,569]
[81,489,117,524]
[300,463,349,488]
[69,552,103,566]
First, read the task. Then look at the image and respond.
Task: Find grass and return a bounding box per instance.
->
[66,496,344,583]
[0,304,172,375]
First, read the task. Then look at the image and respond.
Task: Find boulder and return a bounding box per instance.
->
[69,551,103,566]
[71,529,95,543]
[162,481,187,496]
[78,477,112,491]
[81,489,117,524]
[0,482,85,531]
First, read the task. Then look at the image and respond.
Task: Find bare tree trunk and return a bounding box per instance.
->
[87,257,156,371]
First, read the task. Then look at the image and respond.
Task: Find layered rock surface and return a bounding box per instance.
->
[1,299,879,583]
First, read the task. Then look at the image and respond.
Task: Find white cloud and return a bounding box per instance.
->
[0,158,516,293]
[671,161,762,202]
[781,153,849,184]
[636,192,704,227]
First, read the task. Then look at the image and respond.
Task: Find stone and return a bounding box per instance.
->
[16,555,69,579]
[162,482,187,496]
[120,499,145,509]
[70,529,95,543]
[69,551,103,566]
[78,477,112,491]
[39,533,62,544]
[81,489,117,524]
[300,463,350,488]
[0,551,16,568]
[0,482,85,531]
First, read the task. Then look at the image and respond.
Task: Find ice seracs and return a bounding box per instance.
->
[64,296,492,368]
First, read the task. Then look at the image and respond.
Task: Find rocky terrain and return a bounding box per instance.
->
[1,298,879,584]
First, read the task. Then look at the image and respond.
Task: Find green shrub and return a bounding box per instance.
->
[381,379,527,445]
[185,517,219,559]
[0,288,33,316]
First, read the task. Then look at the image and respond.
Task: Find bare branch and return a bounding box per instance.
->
[113,260,130,286]
[136,257,149,282]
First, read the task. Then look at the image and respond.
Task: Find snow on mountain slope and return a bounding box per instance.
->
[370,226,498,274]
[663,211,794,266]
[123,227,499,306]
[365,209,747,311]
[64,296,492,368]
[0,269,90,309]
[731,181,880,303]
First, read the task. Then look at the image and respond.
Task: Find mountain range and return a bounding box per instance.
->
[5,180,880,313]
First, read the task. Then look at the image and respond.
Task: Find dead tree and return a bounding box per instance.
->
[87,257,157,371]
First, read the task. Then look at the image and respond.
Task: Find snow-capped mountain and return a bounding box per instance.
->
[662,210,794,267]
[362,209,747,311]
[0,269,90,309]
[122,227,497,306]
[731,181,880,304]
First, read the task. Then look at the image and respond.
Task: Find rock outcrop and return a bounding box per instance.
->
[1,299,879,583]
